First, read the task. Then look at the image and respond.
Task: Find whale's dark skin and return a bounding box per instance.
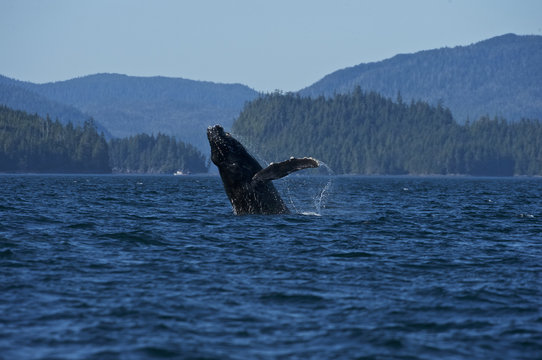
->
[207,125,319,215]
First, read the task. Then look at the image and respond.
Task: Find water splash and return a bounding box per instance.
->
[314,176,333,214]
[224,137,335,216]
[281,160,334,216]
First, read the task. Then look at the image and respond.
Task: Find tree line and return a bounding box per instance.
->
[0,105,208,174]
[109,133,208,174]
[0,106,109,173]
[232,88,542,176]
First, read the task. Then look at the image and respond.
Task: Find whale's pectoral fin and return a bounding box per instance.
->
[252,157,319,182]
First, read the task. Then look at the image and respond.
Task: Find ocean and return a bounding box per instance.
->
[1,174,541,359]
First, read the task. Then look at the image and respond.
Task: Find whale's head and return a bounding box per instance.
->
[207,125,262,181]
[207,125,242,166]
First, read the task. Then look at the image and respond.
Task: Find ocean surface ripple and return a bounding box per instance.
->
[1,175,541,359]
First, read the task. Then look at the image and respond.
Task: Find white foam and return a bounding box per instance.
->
[301,211,322,217]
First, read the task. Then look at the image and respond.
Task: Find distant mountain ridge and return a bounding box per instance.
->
[0,74,259,151]
[0,75,94,129]
[300,34,542,122]
[1,33,540,153]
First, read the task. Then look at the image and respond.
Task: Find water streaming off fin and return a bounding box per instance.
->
[277,160,334,216]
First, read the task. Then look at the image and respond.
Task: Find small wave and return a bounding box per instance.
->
[329,251,373,258]
[0,204,16,211]
[0,249,14,258]
[99,231,166,246]
[134,346,181,358]
[260,292,326,304]
[66,222,96,230]
[300,211,321,217]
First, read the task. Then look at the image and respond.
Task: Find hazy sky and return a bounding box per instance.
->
[1,0,541,92]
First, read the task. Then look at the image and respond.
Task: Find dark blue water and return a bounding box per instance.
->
[1,175,541,359]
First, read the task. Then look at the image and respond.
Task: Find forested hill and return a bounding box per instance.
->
[0,105,110,173]
[108,133,208,174]
[232,89,542,176]
[0,73,259,151]
[299,34,542,123]
[0,105,209,174]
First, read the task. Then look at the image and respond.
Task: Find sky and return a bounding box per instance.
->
[1,0,541,92]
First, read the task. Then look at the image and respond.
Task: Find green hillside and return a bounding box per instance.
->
[109,133,208,174]
[233,89,542,176]
[0,105,110,173]
[0,106,208,174]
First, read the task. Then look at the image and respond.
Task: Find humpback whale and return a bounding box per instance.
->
[207,125,319,215]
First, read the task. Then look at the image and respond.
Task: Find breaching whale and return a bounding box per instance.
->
[207,125,319,215]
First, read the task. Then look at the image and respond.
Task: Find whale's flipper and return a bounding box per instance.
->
[252,157,319,182]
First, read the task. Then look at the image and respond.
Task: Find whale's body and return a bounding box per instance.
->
[207,125,318,215]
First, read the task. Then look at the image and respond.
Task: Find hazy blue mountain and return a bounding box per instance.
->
[2,33,539,154]
[0,75,94,129]
[299,34,542,122]
[21,74,258,151]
